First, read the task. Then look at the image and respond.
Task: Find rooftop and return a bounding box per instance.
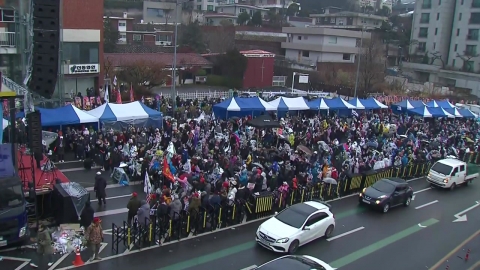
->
[104,53,212,67]
[216,4,269,10]
[310,12,387,20]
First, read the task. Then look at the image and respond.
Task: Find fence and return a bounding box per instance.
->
[110,162,432,254]
[459,152,480,165]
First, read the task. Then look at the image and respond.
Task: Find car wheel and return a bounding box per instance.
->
[288,240,299,254]
[382,203,390,213]
[450,183,456,191]
[325,225,334,238]
[404,197,412,207]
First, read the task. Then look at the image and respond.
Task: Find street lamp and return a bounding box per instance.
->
[353,27,365,98]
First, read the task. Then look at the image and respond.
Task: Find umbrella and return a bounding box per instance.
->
[322,177,337,185]
[297,145,313,155]
[317,141,330,151]
[252,162,264,169]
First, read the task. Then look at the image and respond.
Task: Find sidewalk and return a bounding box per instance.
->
[431,229,480,270]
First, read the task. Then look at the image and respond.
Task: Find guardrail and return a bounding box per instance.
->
[0,32,16,47]
[110,162,433,254]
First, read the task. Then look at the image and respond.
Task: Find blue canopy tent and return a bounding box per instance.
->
[348,98,366,109]
[88,102,163,129]
[444,108,463,118]
[426,100,456,109]
[458,108,478,118]
[324,97,356,110]
[212,97,276,119]
[408,106,433,118]
[14,105,99,126]
[307,98,329,110]
[362,97,388,109]
[391,99,425,114]
[409,106,454,118]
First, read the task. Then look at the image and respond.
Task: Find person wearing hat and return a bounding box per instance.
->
[29,223,54,268]
[84,217,103,261]
[94,172,107,206]
[126,192,141,226]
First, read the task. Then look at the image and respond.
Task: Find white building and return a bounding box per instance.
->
[281,26,371,69]
[403,0,480,96]
[310,8,387,29]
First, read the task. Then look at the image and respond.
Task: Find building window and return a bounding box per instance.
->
[457,29,460,36]
[197,5,202,10]
[207,5,214,11]
[422,0,432,9]
[420,13,430,23]
[461,0,464,4]
[302,51,309,57]
[208,0,214,2]
[343,54,351,60]
[133,34,142,41]
[437,13,440,20]
[120,33,126,39]
[250,10,254,16]
[328,37,337,44]
[118,22,126,27]
[468,29,479,40]
[418,27,428,38]
[418,42,426,52]
[435,28,438,35]
[470,13,480,24]
[146,8,165,18]
[466,45,477,55]
[240,8,246,13]
[0,9,14,22]
[455,44,458,51]
[156,35,172,42]
[298,35,302,40]
[473,0,480,8]
[433,42,436,49]
[453,59,456,66]
[330,18,335,23]
[459,13,462,21]
[465,61,474,72]
[438,0,441,5]
[63,42,99,64]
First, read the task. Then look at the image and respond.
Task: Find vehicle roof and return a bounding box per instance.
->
[287,202,322,216]
[256,255,332,270]
[437,158,465,167]
[378,177,406,185]
[303,201,329,211]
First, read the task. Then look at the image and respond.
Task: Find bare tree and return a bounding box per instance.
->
[359,38,385,94]
[429,51,445,68]
[163,9,172,25]
[203,26,235,53]
[457,51,479,72]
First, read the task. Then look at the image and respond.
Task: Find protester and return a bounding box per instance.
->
[84,217,103,261]
[127,192,141,226]
[80,200,94,229]
[29,224,54,268]
[94,172,107,206]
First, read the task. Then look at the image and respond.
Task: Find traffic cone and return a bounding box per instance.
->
[465,249,470,261]
[72,247,84,266]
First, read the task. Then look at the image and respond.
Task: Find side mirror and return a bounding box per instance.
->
[303,226,311,231]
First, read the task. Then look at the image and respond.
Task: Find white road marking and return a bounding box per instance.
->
[60,167,101,172]
[86,182,141,192]
[94,208,128,217]
[240,266,258,270]
[48,251,72,270]
[453,202,480,222]
[14,261,29,270]
[327,227,365,242]
[413,187,432,194]
[407,177,425,182]
[412,195,416,201]
[0,245,36,253]
[418,223,426,228]
[91,194,132,202]
[99,243,108,254]
[415,200,439,209]
[0,256,30,262]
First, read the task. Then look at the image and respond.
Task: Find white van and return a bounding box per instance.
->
[427,158,479,190]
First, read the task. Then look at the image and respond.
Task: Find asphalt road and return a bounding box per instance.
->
[3,177,480,270]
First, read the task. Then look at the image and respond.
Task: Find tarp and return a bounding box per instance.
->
[16,105,98,126]
[325,97,355,110]
[363,97,388,109]
[268,97,310,111]
[409,106,454,118]
[444,108,463,118]
[426,100,455,109]
[348,98,366,109]
[59,182,89,218]
[87,101,162,122]
[458,108,478,118]
[246,114,281,128]
[307,98,329,110]
[212,97,275,119]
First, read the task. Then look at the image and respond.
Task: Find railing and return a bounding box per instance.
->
[2,76,27,95]
[110,161,435,254]
[0,32,16,47]
[155,90,231,100]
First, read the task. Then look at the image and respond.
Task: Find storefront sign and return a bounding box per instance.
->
[69,64,99,74]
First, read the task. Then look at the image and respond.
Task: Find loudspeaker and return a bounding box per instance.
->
[28,0,60,99]
[27,111,43,154]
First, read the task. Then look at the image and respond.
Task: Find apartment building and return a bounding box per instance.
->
[107,14,174,46]
[310,7,387,29]
[281,26,371,70]
[143,1,181,24]
[0,6,21,84]
[403,0,480,96]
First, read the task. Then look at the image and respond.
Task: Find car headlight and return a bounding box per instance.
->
[19,226,26,237]
[362,188,366,193]
[375,200,381,204]
[276,238,289,243]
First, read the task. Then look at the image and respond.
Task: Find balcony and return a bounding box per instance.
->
[467,34,479,41]
[0,32,17,54]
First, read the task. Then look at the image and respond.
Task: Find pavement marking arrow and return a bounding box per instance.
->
[103,229,113,235]
[453,201,480,222]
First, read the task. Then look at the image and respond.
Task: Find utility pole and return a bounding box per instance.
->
[354,27,364,98]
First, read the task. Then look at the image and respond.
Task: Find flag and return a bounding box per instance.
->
[163,157,175,183]
[116,88,122,104]
[141,96,144,103]
[113,76,117,86]
[352,110,359,117]
[129,83,134,102]
[144,171,152,204]
[104,85,109,103]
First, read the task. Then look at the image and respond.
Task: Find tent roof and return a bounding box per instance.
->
[363,97,388,109]
[444,108,463,117]
[213,97,275,112]
[87,102,161,122]
[325,97,355,109]
[348,98,366,109]
[213,98,241,111]
[307,98,329,110]
[458,108,478,118]
[409,106,433,117]
[269,97,310,110]
[268,97,289,111]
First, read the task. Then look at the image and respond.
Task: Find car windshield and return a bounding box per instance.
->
[431,162,453,175]
[371,180,395,193]
[275,208,308,229]
[256,256,325,270]
[0,184,24,209]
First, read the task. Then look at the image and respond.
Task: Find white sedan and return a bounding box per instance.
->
[255,201,335,254]
[251,255,335,270]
